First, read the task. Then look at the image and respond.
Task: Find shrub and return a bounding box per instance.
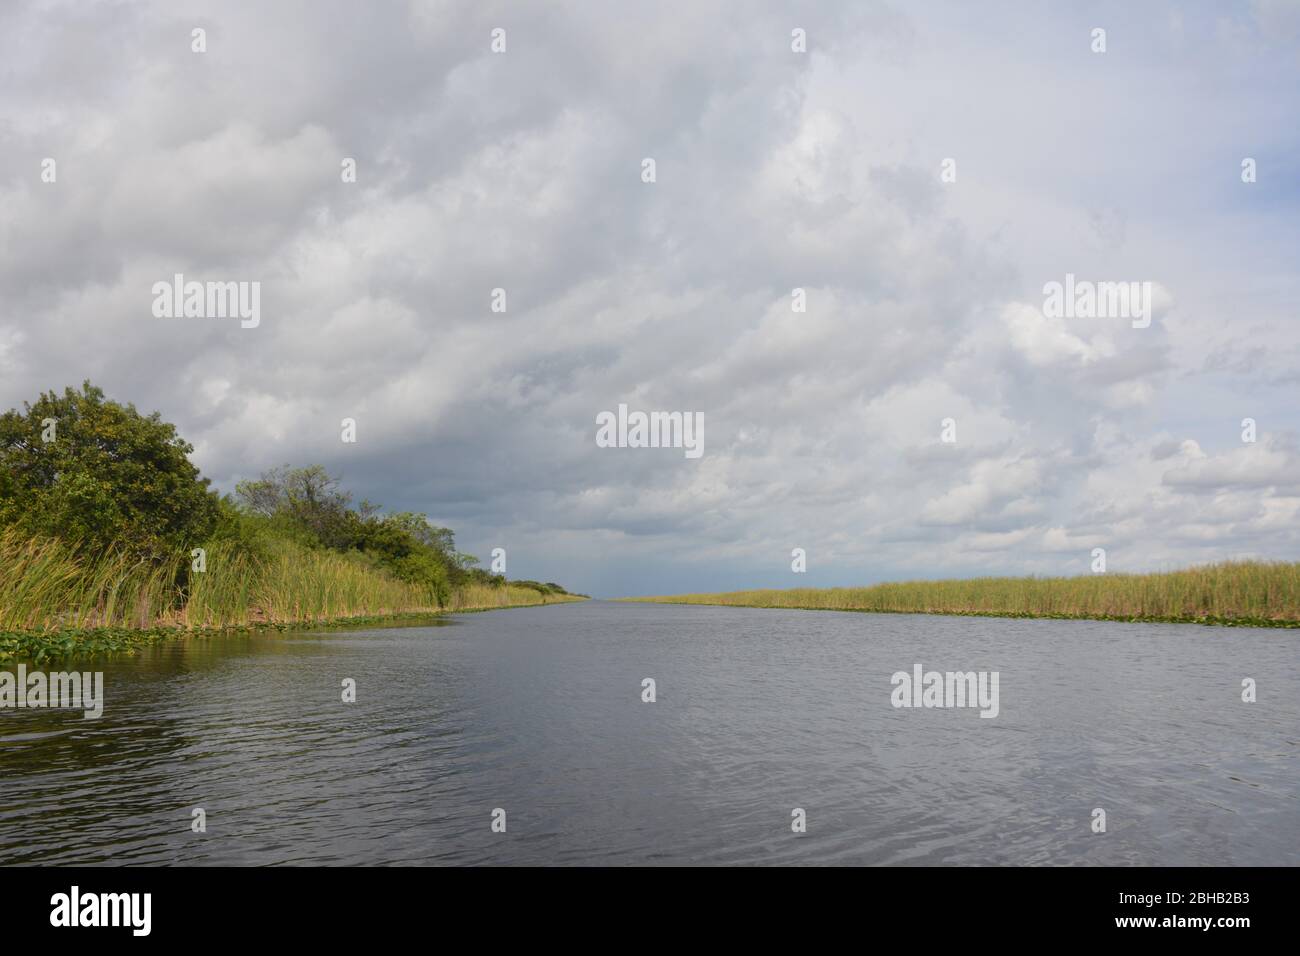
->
[0,382,218,561]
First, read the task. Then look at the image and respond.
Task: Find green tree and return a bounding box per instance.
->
[232,467,468,605]
[0,382,219,558]
[234,464,356,549]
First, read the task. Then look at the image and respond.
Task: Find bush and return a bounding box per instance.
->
[0,382,219,560]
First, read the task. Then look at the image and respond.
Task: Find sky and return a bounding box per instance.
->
[1,0,1297,597]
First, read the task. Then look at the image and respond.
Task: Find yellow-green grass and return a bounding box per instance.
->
[0,528,179,631]
[448,582,586,611]
[0,529,583,660]
[620,561,1300,627]
[182,538,442,628]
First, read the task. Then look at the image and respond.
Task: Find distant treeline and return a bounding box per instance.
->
[0,382,581,637]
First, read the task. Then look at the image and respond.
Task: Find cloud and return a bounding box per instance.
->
[1162,438,1300,492]
[0,1,1297,596]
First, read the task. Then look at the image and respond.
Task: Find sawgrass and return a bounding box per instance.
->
[620,561,1300,627]
[0,529,178,631]
[0,528,584,660]
[448,581,585,611]
[182,538,440,628]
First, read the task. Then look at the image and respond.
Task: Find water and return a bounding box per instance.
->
[1,601,1296,865]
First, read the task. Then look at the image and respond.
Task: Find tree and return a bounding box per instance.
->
[382,512,456,556]
[0,382,219,558]
[235,464,355,549]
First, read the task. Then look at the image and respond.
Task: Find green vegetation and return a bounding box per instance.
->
[0,383,583,660]
[0,383,219,559]
[621,561,1300,627]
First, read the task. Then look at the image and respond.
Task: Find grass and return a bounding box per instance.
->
[0,528,584,661]
[0,529,178,631]
[620,561,1300,628]
[183,538,442,628]
[447,581,582,611]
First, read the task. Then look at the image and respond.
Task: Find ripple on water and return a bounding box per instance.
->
[0,604,1296,865]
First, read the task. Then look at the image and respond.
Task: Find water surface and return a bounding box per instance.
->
[1,601,1295,865]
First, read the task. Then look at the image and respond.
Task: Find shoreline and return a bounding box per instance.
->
[0,596,587,664]
[617,562,1300,629]
[615,599,1299,629]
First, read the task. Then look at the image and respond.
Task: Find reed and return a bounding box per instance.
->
[0,528,581,639]
[0,528,179,631]
[182,538,441,627]
[449,582,585,611]
[621,561,1300,626]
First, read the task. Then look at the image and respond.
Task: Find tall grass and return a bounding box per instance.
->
[182,538,441,628]
[0,528,178,631]
[0,528,578,634]
[622,561,1300,625]
[448,582,585,611]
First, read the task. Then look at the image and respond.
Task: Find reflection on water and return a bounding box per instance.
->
[1,602,1296,865]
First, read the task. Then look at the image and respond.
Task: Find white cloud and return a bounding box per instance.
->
[0,0,1297,595]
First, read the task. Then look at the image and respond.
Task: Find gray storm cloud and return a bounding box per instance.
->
[1,0,1297,596]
